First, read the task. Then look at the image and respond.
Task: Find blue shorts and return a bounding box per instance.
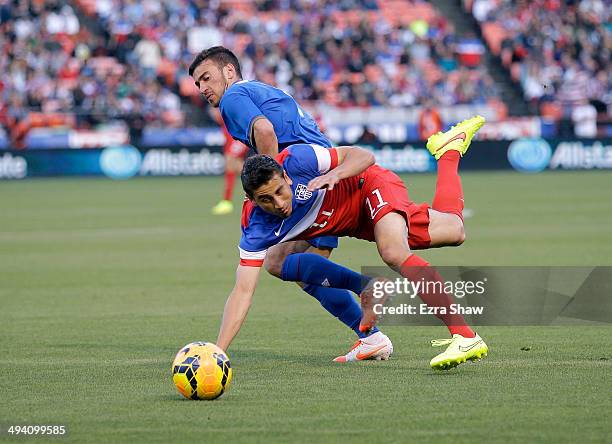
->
[308,236,339,249]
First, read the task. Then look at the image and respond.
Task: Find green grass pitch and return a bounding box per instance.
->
[1,171,611,443]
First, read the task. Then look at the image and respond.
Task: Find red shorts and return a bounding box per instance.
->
[355,165,431,249]
[224,140,248,158]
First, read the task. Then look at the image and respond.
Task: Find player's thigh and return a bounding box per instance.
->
[263,240,312,277]
[373,212,411,270]
[357,166,410,241]
[427,209,465,248]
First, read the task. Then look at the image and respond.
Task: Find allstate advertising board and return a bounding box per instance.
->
[1,139,610,180]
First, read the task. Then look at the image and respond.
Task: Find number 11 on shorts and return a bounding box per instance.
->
[366,188,388,219]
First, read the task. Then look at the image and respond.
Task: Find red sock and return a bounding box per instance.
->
[400,255,475,338]
[223,170,236,201]
[432,151,463,220]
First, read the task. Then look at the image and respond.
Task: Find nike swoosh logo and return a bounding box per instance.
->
[436,132,466,152]
[356,344,387,360]
[274,219,285,237]
[458,340,483,352]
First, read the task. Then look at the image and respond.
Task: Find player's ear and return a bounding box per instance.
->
[222,64,234,80]
[282,170,292,186]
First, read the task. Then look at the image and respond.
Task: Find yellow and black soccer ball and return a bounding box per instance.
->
[172,342,232,400]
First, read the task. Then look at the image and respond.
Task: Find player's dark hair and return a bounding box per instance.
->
[188,46,242,78]
[241,155,283,198]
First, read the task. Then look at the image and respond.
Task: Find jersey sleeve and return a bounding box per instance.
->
[238,203,273,267]
[238,246,267,267]
[238,227,269,267]
[283,144,339,179]
[220,85,264,147]
[311,144,339,173]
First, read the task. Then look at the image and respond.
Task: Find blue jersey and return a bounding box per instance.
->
[239,144,339,266]
[220,80,331,152]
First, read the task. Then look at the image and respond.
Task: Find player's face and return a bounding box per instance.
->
[252,172,293,218]
[192,59,230,107]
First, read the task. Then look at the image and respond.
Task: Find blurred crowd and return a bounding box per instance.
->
[0,0,505,146]
[3,0,609,147]
[467,0,611,119]
[0,0,184,146]
[87,0,501,107]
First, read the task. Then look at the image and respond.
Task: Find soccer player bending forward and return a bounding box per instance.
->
[216,116,489,370]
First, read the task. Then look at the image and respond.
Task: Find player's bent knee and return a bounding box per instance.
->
[265,241,314,278]
[453,223,466,246]
[263,252,283,278]
[378,246,409,270]
[439,216,466,247]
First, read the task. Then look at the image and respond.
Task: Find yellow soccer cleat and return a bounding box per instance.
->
[426,115,485,160]
[430,333,488,370]
[211,199,234,215]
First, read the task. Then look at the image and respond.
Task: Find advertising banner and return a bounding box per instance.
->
[0,145,225,180]
[1,138,610,180]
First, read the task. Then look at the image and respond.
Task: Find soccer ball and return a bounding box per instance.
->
[172,342,232,400]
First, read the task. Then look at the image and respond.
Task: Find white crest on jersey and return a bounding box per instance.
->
[294,183,313,201]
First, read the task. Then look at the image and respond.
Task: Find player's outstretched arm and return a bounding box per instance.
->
[252,117,279,157]
[307,146,374,191]
[216,265,262,352]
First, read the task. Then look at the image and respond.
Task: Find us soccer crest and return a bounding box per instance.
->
[294,183,313,201]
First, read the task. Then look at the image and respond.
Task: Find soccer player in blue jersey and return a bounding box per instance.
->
[189,46,391,361]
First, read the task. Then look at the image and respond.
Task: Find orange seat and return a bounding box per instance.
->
[349,73,366,84]
[157,58,177,85]
[74,0,96,16]
[488,99,508,120]
[482,22,506,55]
[510,62,521,82]
[364,65,383,83]
[540,102,563,120]
[179,76,199,97]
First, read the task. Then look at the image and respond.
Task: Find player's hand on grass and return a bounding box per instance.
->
[308,172,341,191]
